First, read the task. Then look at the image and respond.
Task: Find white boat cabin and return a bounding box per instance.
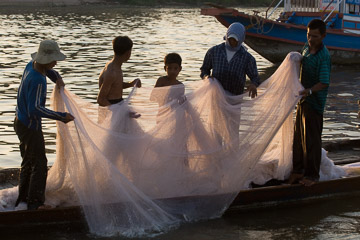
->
[273,0,360,33]
[283,0,360,15]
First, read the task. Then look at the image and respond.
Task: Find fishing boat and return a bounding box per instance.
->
[201,0,360,64]
[0,139,359,231]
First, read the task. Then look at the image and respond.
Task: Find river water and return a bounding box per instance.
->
[0,4,360,240]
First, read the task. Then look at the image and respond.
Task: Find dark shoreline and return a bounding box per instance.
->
[0,2,270,15]
[104,0,274,7]
[0,0,274,8]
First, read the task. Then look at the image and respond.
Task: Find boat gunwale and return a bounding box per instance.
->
[201,7,360,38]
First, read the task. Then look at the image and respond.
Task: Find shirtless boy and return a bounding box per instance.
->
[154,53,183,88]
[97,36,141,110]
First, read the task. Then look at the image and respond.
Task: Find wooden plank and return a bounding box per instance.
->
[232,175,360,208]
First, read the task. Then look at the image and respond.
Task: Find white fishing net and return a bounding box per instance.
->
[44,52,304,236]
[0,52,350,236]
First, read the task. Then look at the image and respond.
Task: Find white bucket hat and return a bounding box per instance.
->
[31,40,66,64]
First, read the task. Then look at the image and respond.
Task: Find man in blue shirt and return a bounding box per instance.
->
[289,19,331,186]
[14,40,74,210]
[200,22,260,97]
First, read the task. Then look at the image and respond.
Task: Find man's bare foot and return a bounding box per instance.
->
[288,173,303,184]
[299,178,317,187]
[38,204,53,210]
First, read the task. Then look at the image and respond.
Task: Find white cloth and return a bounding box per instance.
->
[226,48,236,62]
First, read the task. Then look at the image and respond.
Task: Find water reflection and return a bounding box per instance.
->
[325,68,360,140]
[156,195,360,240]
[0,5,359,169]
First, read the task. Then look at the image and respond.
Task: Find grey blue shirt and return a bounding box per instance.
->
[200,43,260,95]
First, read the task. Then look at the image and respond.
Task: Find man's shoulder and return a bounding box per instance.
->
[104,61,123,71]
[24,61,35,75]
[237,47,256,62]
[25,60,33,69]
[319,45,331,61]
[24,64,45,84]
[102,64,123,81]
[210,43,225,51]
[155,76,167,87]
[243,49,255,59]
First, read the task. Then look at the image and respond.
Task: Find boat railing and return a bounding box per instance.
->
[322,0,337,12]
[324,0,344,21]
[266,0,285,18]
[267,0,320,20]
[286,0,319,12]
[267,0,358,17]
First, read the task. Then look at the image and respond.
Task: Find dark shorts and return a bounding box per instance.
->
[108,98,123,105]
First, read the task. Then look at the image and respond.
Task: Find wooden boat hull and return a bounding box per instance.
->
[1,175,360,230]
[0,205,85,229]
[201,8,360,65]
[234,175,360,209]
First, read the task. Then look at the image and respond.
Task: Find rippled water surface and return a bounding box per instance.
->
[0,4,360,239]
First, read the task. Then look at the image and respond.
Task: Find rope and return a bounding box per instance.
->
[247,14,275,35]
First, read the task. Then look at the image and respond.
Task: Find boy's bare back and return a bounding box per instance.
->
[98,60,124,106]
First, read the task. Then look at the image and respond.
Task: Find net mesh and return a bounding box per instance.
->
[45,52,303,236]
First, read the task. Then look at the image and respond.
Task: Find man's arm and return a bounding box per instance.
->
[46,69,65,89]
[246,55,260,98]
[28,79,73,123]
[300,82,329,98]
[200,49,212,79]
[123,78,141,89]
[97,73,115,107]
[300,57,330,97]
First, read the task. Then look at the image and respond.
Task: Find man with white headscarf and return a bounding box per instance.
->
[200,22,259,97]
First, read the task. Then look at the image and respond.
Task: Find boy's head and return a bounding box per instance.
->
[164,53,182,79]
[113,36,133,58]
[164,53,182,67]
[307,19,326,49]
